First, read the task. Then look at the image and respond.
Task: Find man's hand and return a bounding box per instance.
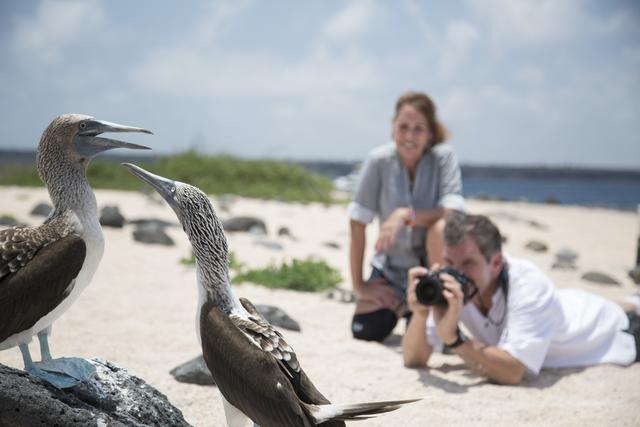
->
[407,266,430,316]
[375,207,412,252]
[432,271,464,345]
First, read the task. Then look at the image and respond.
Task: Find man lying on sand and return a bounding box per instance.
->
[402,212,640,385]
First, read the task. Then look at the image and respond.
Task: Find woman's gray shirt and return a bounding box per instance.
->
[347,143,465,291]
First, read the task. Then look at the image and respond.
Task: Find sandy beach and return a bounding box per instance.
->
[1,185,639,426]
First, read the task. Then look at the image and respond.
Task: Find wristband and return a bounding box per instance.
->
[445,327,467,349]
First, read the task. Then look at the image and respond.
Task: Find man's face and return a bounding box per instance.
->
[443,237,501,296]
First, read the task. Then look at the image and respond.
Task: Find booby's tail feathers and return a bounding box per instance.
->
[304,398,421,424]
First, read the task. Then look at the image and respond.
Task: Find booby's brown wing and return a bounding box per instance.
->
[200,299,346,427]
[0,230,86,343]
[237,298,339,409]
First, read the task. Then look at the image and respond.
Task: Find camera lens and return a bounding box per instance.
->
[415,273,447,306]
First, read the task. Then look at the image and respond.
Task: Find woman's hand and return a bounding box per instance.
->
[375,207,412,252]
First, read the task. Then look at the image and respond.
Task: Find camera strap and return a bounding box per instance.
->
[475,263,509,327]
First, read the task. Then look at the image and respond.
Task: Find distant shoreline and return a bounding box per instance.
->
[2,148,639,180]
[1,149,638,210]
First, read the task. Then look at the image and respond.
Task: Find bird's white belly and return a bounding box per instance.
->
[221,393,254,427]
[0,223,105,350]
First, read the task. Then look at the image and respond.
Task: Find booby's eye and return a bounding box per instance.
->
[171,186,176,194]
[79,122,87,129]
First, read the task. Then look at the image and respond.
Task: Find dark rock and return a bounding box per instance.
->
[473,193,492,201]
[551,247,578,269]
[0,359,191,426]
[544,196,561,205]
[527,220,549,230]
[254,304,301,331]
[487,211,548,230]
[551,261,577,270]
[223,217,267,234]
[133,222,175,246]
[277,226,293,238]
[556,248,578,263]
[525,240,548,252]
[170,355,215,386]
[326,288,356,303]
[629,265,640,285]
[581,271,621,286]
[30,202,52,217]
[323,241,341,249]
[99,205,125,228]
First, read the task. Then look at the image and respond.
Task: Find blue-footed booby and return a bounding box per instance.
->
[123,163,419,427]
[0,114,151,388]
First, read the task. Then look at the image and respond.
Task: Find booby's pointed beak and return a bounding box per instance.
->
[121,163,179,211]
[74,119,152,158]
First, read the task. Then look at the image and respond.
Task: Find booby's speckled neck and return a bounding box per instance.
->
[188,215,243,314]
[36,129,97,219]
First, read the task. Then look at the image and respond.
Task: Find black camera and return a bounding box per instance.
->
[415,267,476,306]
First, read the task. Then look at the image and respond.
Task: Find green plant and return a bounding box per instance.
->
[0,151,335,203]
[0,214,17,222]
[233,258,342,292]
[179,253,195,265]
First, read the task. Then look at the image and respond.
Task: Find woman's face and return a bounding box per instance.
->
[392,104,432,169]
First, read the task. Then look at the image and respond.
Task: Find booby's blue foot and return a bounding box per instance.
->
[29,357,97,389]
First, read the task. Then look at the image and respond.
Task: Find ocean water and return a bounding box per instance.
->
[463,176,640,210]
[332,165,640,211]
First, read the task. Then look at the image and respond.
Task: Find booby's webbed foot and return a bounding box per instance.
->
[28,357,96,389]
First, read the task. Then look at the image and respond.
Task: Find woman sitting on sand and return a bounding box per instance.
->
[348,91,465,342]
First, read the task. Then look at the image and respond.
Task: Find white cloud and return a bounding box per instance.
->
[439,20,480,77]
[402,0,439,47]
[322,0,377,42]
[131,47,381,98]
[515,66,546,86]
[12,0,105,64]
[190,0,254,46]
[466,0,624,47]
[130,1,382,98]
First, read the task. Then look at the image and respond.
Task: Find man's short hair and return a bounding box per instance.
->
[444,212,502,262]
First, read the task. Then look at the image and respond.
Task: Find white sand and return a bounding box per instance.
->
[1,186,639,426]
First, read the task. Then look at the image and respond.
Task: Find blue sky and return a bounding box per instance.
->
[1,0,639,168]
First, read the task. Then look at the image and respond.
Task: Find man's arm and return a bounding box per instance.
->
[402,267,434,367]
[402,310,433,367]
[448,339,526,385]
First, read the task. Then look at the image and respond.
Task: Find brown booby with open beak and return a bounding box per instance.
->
[0,114,152,388]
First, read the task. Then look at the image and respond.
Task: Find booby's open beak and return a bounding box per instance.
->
[74,119,152,158]
[121,163,180,211]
